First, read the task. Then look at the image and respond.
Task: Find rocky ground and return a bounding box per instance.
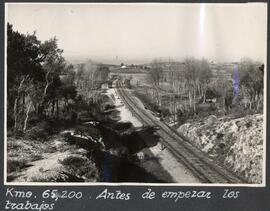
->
[177,114,264,184]
[7,133,99,183]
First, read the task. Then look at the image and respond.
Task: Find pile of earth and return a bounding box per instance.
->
[177,114,263,183]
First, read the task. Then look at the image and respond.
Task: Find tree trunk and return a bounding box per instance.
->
[13,98,18,131]
[203,89,206,103]
[173,95,176,123]
[23,101,32,132]
[223,97,226,114]
[188,89,192,109]
[169,94,172,113]
[22,93,25,115]
[51,100,55,117]
[193,87,196,113]
[56,99,59,120]
[44,71,52,96]
[13,76,27,131]
[249,95,253,109]
[198,84,201,97]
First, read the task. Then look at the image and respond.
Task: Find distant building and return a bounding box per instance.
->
[120,63,127,69]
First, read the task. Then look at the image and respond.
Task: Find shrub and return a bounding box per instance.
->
[25,126,48,141]
[7,159,28,173]
[160,108,171,117]
[60,156,86,168]
[59,156,98,180]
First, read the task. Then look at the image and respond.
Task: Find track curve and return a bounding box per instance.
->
[116,80,246,184]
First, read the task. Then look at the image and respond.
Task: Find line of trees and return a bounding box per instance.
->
[146,59,164,106]
[7,22,113,135]
[146,57,264,122]
[238,59,264,110]
[181,58,212,113]
[7,23,77,132]
[146,58,212,117]
[75,60,110,102]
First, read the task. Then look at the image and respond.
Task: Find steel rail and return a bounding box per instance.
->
[115,80,246,184]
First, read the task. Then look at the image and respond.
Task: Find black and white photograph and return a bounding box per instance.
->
[5,3,267,185]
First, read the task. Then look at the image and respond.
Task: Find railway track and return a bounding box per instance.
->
[115,80,246,184]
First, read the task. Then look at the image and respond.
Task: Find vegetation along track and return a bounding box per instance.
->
[115,80,246,184]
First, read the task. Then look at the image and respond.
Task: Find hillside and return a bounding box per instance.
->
[178,114,263,183]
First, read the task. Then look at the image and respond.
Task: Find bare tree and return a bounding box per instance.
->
[198,58,212,103]
[238,58,264,110]
[147,59,164,106]
[147,59,163,86]
[13,75,29,131]
[183,57,198,113]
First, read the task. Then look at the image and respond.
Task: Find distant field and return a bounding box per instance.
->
[110,72,149,87]
[110,67,147,73]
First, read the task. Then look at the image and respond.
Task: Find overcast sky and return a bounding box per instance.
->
[6,3,267,64]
